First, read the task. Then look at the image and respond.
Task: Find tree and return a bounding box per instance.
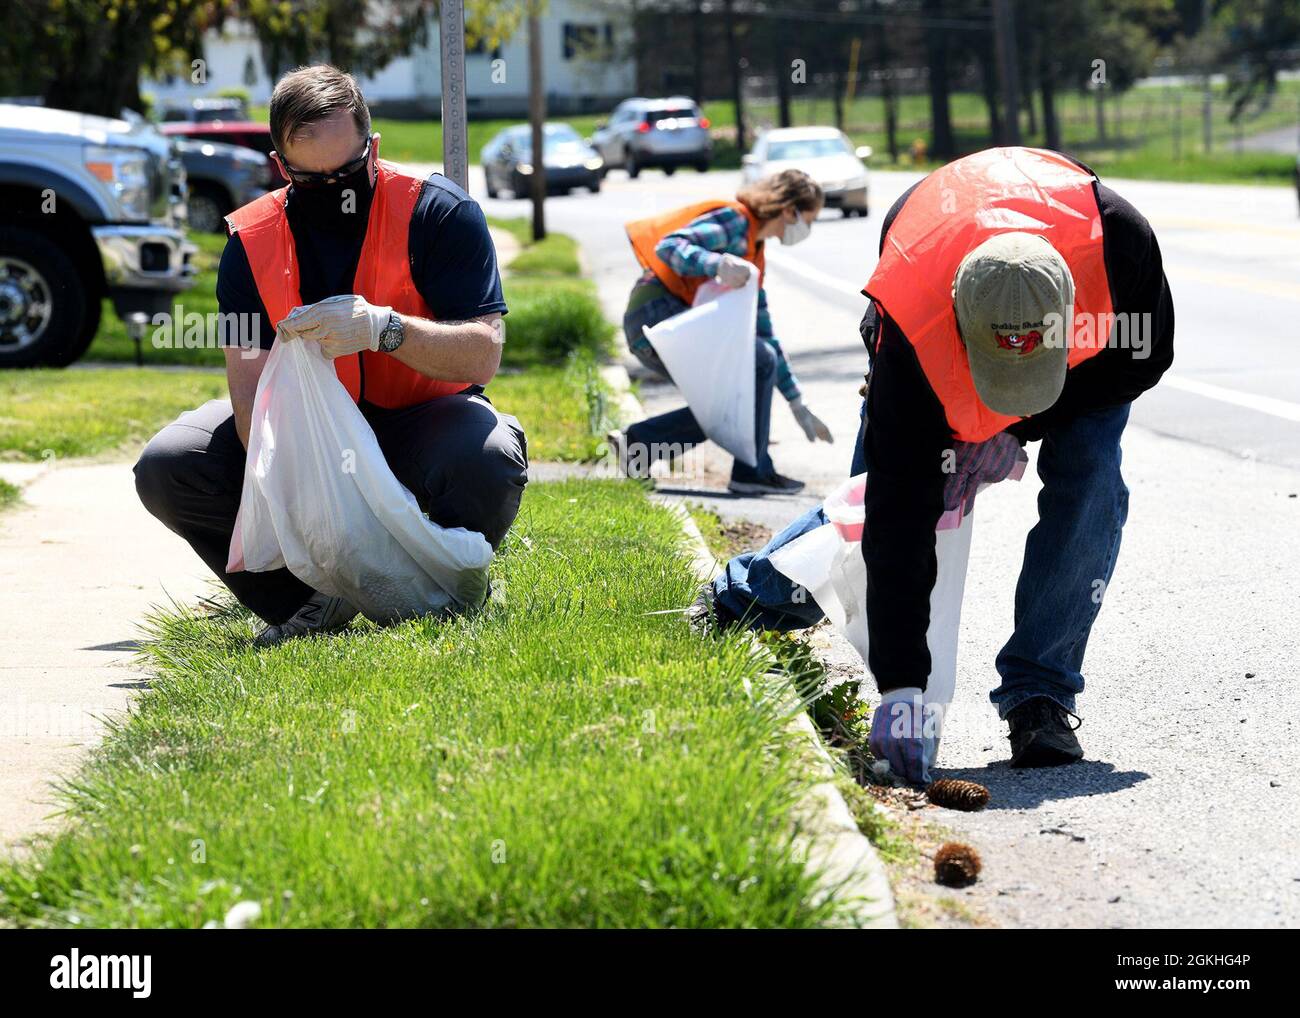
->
[1215,0,1300,119]
[0,0,211,117]
[723,0,749,153]
[922,0,955,158]
[239,1,524,84]
[0,0,524,118]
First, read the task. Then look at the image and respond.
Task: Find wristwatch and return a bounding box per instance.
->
[377,310,405,353]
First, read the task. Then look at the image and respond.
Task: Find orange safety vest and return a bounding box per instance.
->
[864,147,1114,442]
[225,160,468,409]
[625,199,766,305]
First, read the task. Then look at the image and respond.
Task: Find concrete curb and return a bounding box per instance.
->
[662,503,898,929]
[588,320,897,928]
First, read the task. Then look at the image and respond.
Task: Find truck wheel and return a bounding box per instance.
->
[626,152,641,179]
[187,183,229,234]
[0,227,90,368]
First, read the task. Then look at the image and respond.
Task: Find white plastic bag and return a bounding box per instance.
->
[768,472,977,774]
[227,334,493,624]
[641,274,758,466]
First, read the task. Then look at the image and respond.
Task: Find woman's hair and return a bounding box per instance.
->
[737,169,824,221]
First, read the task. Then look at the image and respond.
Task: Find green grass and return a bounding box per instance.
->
[85,232,227,367]
[65,216,617,461]
[0,361,603,465]
[503,231,583,278]
[489,354,615,462]
[0,478,20,510]
[490,216,613,370]
[0,368,228,461]
[0,479,848,928]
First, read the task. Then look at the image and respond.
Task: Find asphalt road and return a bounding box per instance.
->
[469,164,1300,928]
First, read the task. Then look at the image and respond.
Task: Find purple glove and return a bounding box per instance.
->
[868,689,932,785]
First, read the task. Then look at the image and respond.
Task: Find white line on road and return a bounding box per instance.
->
[764,249,867,297]
[1161,375,1300,423]
[764,252,1300,424]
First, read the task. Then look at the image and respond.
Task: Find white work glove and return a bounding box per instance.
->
[788,398,834,443]
[279,294,392,359]
[715,253,755,289]
[868,688,933,785]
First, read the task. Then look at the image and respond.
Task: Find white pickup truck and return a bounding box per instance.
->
[0,103,197,366]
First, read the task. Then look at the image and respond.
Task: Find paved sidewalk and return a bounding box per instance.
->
[0,461,209,846]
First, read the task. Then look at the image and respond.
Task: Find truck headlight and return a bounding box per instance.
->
[584,157,604,171]
[83,144,151,221]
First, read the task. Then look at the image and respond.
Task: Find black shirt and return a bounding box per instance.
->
[859,173,1175,694]
[216,172,507,349]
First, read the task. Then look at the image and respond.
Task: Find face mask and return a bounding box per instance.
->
[780,215,812,246]
[288,163,375,234]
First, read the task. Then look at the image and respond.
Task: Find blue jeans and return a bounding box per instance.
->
[712,400,868,629]
[623,290,776,482]
[715,401,1132,717]
[990,403,1130,718]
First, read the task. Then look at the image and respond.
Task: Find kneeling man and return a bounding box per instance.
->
[135,66,528,645]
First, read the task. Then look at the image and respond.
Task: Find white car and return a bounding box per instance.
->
[742,126,872,217]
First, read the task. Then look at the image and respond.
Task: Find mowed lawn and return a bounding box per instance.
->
[3,219,615,465]
[0,479,846,928]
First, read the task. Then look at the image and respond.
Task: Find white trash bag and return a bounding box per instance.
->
[227,333,493,624]
[642,274,758,466]
[768,472,977,775]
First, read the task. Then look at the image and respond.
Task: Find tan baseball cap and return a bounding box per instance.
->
[952,232,1075,417]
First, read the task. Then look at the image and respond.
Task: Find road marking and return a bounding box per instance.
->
[1170,264,1300,303]
[1152,216,1300,239]
[764,249,868,294]
[766,254,1300,424]
[1162,375,1300,423]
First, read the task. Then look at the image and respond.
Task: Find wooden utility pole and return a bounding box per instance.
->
[528,4,546,241]
[439,0,469,191]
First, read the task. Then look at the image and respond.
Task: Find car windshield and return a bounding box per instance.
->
[766,137,851,160]
[507,125,583,154]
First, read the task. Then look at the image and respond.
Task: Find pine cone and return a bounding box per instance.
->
[934,842,982,887]
[926,778,990,811]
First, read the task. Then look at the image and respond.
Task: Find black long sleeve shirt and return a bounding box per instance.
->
[859,175,1175,693]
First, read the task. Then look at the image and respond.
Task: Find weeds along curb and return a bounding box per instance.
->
[599,343,897,928]
[657,500,899,929]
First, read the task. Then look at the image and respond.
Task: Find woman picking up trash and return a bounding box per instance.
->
[608,169,834,495]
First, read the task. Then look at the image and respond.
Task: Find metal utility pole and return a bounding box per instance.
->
[992,0,1021,145]
[528,5,546,241]
[439,0,469,191]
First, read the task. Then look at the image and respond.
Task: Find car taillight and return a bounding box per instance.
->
[637,121,651,133]
[699,117,711,129]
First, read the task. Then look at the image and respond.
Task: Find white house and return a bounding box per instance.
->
[145,1,635,118]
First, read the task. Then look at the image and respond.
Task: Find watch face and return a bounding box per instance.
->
[380,312,403,351]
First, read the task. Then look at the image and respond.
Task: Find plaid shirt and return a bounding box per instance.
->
[645,205,802,402]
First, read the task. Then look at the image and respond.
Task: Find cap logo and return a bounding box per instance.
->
[994,329,1043,355]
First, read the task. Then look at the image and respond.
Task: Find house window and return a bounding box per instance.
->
[563,23,612,60]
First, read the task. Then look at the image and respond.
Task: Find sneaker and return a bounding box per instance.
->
[606,428,650,480]
[253,591,358,648]
[686,583,737,634]
[727,472,805,496]
[1006,697,1084,768]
